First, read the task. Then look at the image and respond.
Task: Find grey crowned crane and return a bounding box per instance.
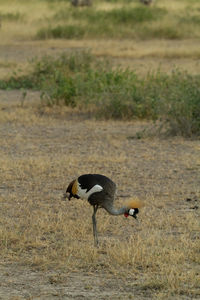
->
[63,174,143,246]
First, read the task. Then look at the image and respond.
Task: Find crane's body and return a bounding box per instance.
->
[64,174,142,246]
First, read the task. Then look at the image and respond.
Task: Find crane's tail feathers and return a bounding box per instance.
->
[126,198,144,209]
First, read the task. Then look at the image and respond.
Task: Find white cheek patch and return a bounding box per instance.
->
[77,184,103,200]
[129,208,135,216]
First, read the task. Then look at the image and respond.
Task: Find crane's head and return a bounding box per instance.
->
[63,179,80,200]
[124,208,139,219]
[124,199,144,219]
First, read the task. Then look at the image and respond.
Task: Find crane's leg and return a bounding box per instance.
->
[92,205,98,247]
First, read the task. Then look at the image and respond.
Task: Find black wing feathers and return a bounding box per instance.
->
[78,174,116,206]
[78,174,115,192]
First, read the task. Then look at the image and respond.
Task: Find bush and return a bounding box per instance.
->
[0,12,24,21]
[37,25,86,39]
[37,6,167,40]
[55,6,166,24]
[160,71,200,137]
[105,7,166,24]
[140,26,182,40]
[0,53,199,137]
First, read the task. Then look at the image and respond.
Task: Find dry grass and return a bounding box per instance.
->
[0,100,200,298]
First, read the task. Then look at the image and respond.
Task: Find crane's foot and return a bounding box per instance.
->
[94,238,99,247]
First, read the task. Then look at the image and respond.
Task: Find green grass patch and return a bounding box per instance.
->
[37,6,168,39]
[35,3,200,40]
[0,52,200,137]
[0,11,24,21]
[37,24,86,39]
[140,25,182,40]
[55,6,167,24]
[180,14,200,25]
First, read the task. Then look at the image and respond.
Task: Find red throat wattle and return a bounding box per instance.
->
[124,212,129,218]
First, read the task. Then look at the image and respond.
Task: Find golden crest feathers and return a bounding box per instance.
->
[126,198,144,209]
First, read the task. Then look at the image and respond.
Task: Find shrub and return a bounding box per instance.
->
[160,71,200,137]
[140,26,182,39]
[105,7,166,24]
[54,6,166,25]
[38,6,167,40]
[37,25,86,39]
[0,53,199,137]
[0,12,24,21]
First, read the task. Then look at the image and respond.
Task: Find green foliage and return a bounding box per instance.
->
[180,15,200,25]
[66,6,166,24]
[35,1,200,40]
[0,12,24,21]
[159,71,200,137]
[0,74,36,90]
[37,25,86,39]
[37,6,167,39]
[0,53,199,137]
[103,7,166,24]
[140,26,182,40]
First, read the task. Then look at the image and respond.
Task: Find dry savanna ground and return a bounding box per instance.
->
[0,93,199,299]
[0,0,200,299]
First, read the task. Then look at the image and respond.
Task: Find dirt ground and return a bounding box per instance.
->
[0,263,144,300]
[0,89,199,299]
[0,41,200,299]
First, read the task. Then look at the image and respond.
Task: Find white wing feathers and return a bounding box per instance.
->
[77,184,103,200]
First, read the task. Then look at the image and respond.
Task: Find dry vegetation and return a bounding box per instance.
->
[0,101,200,298]
[0,0,200,299]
